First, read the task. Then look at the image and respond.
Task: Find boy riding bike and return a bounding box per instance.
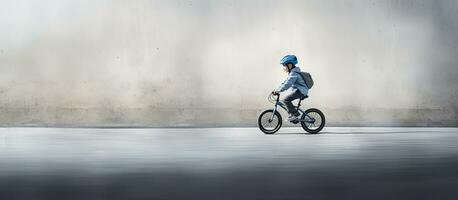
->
[272,55,308,122]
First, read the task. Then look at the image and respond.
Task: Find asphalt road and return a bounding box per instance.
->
[1,127,458,200]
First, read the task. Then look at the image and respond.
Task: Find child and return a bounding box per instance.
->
[272,55,309,122]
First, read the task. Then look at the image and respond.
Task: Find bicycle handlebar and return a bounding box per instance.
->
[268,92,280,104]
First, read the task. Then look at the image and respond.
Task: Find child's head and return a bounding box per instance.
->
[280,55,298,73]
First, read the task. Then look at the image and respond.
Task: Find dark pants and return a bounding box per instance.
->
[281,90,304,115]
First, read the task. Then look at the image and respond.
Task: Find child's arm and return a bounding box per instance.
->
[275,72,299,93]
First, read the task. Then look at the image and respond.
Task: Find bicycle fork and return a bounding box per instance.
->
[270,102,279,122]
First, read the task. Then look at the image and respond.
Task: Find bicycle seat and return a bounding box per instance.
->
[300,95,309,100]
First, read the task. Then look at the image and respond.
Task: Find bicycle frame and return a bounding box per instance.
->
[270,94,314,123]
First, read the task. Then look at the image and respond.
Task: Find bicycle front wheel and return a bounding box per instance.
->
[258,109,282,134]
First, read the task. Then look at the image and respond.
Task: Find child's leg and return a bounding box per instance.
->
[281,90,303,115]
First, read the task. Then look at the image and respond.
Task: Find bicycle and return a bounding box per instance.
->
[258,93,326,134]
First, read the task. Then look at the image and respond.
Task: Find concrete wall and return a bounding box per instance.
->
[0,0,457,127]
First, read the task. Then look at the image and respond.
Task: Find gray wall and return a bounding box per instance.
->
[0,0,457,127]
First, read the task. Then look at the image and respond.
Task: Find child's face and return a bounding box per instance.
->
[282,64,289,72]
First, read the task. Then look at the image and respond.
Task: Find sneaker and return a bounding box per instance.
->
[287,112,300,121]
[288,115,298,122]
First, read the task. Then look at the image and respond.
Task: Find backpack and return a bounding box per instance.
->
[296,71,314,89]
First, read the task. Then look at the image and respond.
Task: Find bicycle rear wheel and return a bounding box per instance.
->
[300,108,325,134]
[258,109,282,134]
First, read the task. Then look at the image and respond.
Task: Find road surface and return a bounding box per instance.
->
[1,127,458,200]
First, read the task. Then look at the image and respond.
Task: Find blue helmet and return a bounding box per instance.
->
[280,55,298,65]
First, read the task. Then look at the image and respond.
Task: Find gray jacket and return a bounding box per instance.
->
[276,67,309,95]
